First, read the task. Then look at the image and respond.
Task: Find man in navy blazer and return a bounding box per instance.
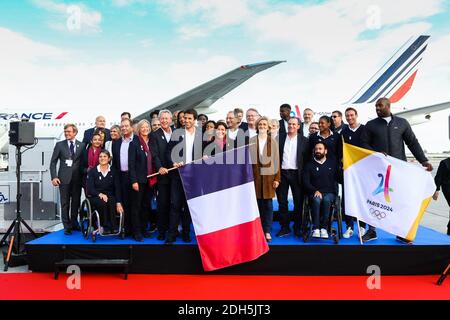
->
[82,115,111,144]
[50,124,85,235]
[276,117,310,238]
[165,109,205,244]
[112,118,139,237]
[150,110,174,240]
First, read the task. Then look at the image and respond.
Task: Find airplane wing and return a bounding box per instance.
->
[134,61,285,121]
[395,101,450,125]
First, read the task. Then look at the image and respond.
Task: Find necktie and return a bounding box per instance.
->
[70,141,75,159]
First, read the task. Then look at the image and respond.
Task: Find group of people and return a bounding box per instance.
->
[50,97,448,245]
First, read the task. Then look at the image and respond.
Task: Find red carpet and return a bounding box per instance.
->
[0,273,448,300]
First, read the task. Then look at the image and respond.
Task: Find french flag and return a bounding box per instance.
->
[179,147,269,271]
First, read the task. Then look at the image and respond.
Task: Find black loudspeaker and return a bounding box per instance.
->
[9,121,35,146]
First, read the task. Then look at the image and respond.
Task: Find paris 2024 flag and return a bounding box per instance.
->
[178,147,269,271]
[343,143,435,241]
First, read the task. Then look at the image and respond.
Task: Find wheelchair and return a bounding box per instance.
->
[301,194,343,244]
[79,198,125,242]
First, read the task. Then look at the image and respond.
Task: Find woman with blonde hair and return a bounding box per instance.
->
[128,119,157,241]
[250,116,280,242]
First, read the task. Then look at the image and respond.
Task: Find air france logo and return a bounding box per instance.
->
[372,165,394,203]
[0,112,68,121]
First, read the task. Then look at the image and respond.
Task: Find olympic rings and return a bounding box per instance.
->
[369,208,387,219]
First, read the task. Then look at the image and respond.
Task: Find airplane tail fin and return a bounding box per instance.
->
[290,105,302,120]
[346,35,430,104]
[291,104,303,121]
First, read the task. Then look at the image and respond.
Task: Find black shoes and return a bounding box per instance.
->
[64,229,72,235]
[71,222,81,231]
[362,229,377,242]
[157,233,166,241]
[182,233,192,243]
[276,228,291,238]
[134,233,144,242]
[143,231,153,238]
[165,236,175,245]
[149,223,158,233]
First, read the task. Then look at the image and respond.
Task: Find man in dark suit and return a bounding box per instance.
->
[279,104,303,135]
[165,109,204,244]
[82,115,111,144]
[276,117,310,237]
[234,108,248,131]
[50,124,85,235]
[112,118,139,237]
[150,110,173,241]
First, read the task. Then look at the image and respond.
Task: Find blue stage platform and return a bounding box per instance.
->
[26,221,450,275]
[28,224,450,246]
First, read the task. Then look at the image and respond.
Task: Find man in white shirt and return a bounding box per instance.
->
[112,118,138,239]
[276,117,310,237]
[225,111,238,140]
[246,108,260,138]
[166,109,204,244]
[302,108,314,137]
[150,110,173,241]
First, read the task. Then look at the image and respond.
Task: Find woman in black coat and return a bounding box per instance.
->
[128,119,157,242]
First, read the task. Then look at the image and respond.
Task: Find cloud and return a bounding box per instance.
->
[31,0,102,33]
[177,25,209,40]
[0,28,241,115]
[111,0,136,6]
[111,0,151,6]
[0,27,66,63]
[157,0,253,39]
[248,0,443,65]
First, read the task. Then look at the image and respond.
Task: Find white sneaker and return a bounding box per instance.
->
[265,233,272,241]
[343,227,354,239]
[359,226,366,237]
[312,229,320,238]
[320,228,329,238]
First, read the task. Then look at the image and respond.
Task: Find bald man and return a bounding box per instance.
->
[82,115,111,144]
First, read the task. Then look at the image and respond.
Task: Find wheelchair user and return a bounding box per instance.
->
[86,150,124,234]
[302,142,340,239]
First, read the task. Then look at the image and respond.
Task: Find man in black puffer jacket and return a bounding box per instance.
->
[360,97,433,243]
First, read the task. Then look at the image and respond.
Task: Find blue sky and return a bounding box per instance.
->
[1,0,450,151]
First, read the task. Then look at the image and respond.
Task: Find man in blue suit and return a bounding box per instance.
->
[82,115,111,144]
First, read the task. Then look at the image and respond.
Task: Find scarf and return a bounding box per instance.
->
[88,146,100,169]
[215,136,227,151]
[139,136,157,187]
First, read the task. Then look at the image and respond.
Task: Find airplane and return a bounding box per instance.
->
[290,35,450,125]
[0,35,448,158]
[0,61,284,155]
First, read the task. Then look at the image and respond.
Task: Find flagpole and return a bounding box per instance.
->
[147,143,256,178]
[147,167,178,178]
[356,218,363,245]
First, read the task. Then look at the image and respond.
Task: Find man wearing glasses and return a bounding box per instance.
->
[331,110,348,134]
